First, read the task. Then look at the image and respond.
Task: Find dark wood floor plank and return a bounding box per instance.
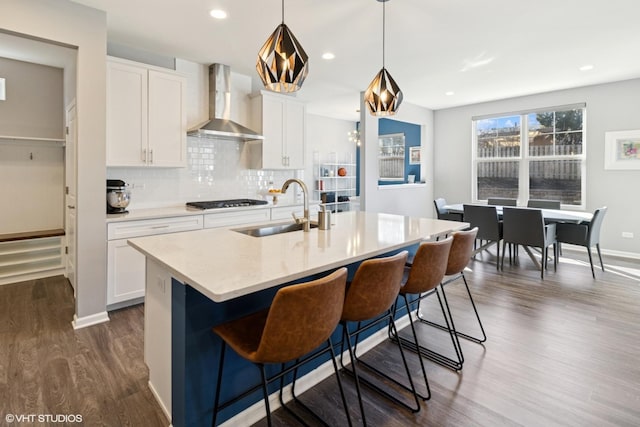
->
[1,249,639,426]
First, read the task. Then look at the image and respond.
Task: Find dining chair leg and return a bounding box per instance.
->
[540,247,545,279]
[500,241,507,270]
[587,247,596,279]
[596,243,605,273]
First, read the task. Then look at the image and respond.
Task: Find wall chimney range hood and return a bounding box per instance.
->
[187,64,264,142]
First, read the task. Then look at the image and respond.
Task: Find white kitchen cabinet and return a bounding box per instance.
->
[107,215,203,307]
[271,203,320,221]
[204,208,271,229]
[250,90,305,169]
[106,57,186,167]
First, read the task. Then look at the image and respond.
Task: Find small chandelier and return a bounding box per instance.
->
[348,130,361,146]
[364,0,403,116]
[256,0,309,93]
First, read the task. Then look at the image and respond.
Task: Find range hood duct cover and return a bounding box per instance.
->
[187,64,264,141]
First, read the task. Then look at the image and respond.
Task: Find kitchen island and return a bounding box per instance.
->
[128,211,468,427]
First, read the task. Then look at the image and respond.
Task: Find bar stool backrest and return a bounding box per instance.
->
[256,267,348,363]
[342,251,408,322]
[445,227,479,276]
[403,237,453,295]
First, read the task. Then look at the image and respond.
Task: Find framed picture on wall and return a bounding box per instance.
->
[409,146,421,165]
[604,130,640,170]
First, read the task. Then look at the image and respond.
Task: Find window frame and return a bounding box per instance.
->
[471,104,587,210]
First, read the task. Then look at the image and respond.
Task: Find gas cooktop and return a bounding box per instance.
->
[186,199,268,210]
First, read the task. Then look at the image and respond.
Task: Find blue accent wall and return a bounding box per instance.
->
[378,118,421,185]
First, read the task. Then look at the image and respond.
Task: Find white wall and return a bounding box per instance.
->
[2,0,109,322]
[0,58,64,233]
[360,98,435,217]
[0,57,63,139]
[434,79,640,256]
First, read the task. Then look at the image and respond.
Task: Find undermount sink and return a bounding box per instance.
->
[233,221,318,237]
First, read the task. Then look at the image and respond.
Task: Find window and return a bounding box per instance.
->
[378,133,405,181]
[472,104,586,207]
[0,77,5,101]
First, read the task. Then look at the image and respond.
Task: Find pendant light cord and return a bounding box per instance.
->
[382,0,386,68]
[282,0,285,24]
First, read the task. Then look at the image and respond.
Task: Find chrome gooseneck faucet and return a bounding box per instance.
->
[280,178,310,232]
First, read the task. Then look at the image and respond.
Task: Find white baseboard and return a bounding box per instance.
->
[148,380,172,424]
[560,244,640,261]
[219,312,412,427]
[71,311,110,330]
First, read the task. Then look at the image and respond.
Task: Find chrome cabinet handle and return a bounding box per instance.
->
[67,205,75,209]
[142,148,147,163]
[150,149,154,164]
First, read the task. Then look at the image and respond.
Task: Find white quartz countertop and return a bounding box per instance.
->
[106,200,314,223]
[128,211,468,303]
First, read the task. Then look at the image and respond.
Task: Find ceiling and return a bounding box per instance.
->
[68,0,640,121]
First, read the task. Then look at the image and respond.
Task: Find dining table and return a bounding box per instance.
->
[444,203,593,269]
[444,203,593,224]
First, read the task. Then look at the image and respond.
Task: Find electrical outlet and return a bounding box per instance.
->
[157,277,166,293]
[622,232,634,239]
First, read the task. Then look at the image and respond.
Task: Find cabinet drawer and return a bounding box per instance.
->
[107,215,203,240]
[204,209,271,229]
[271,204,319,221]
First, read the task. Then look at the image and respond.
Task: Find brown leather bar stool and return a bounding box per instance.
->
[211,268,351,427]
[417,227,487,344]
[339,251,421,426]
[390,237,461,374]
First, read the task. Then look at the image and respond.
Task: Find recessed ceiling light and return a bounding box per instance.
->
[209,9,227,19]
[579,64,594,71]
[322,52,335,60]
[445,91,455,96]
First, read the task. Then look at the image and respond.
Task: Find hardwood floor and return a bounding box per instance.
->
[1,249,639,426]
[0,275,168,426]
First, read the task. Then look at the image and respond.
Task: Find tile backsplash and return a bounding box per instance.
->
[107,137,303,209]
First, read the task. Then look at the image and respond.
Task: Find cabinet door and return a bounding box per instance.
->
[107,61,148,166]
[107,239,146,305]
[148,70,187,167]
[261,95,286,168]
[284,100,305,169]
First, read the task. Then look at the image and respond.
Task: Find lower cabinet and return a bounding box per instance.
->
[106,215,204,307]
[204,208,271,228]
[106,204,313,307]
[107,239,147,305]
[271,203,320,221]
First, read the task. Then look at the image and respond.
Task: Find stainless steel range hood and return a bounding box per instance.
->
[187,64,264,142]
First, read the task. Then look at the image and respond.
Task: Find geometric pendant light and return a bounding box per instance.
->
[364,0,403,116]
[256,0,309,93]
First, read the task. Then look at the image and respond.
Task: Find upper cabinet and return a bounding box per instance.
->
[106,57,187,167]
[250,91,305,169]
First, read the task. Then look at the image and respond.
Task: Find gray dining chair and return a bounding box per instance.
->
[501,207,557,279]
[527,199,561,209]
[487,197,517,206]
[434,198,464,222]
[556,207,608,279]
[463,204,503,269]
